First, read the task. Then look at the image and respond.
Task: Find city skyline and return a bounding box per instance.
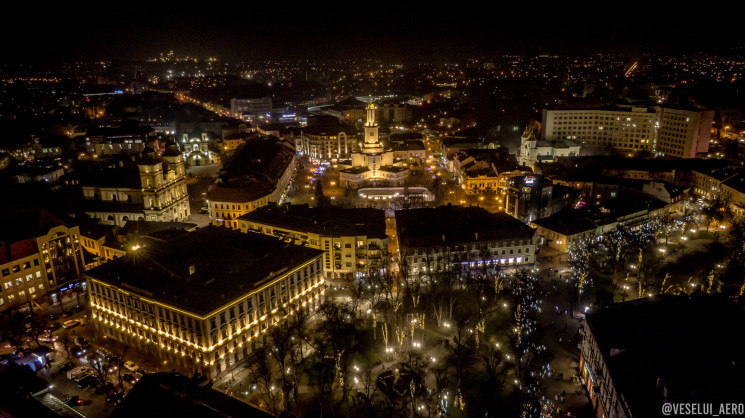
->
[3,4,744,63]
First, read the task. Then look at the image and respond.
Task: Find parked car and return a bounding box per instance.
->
[64,396,80,406]
[62,319,80,329]
[39,333,57,343]
[198,206,209,214]
[58,361,75,373]
[76,377,90,389]
[74,336,89,347]
[47,322,61,331]
[49,313,58,321]
[123,361,141,373]
[122,373,139,385]
[72,346,87,357]
[62,309,72,318]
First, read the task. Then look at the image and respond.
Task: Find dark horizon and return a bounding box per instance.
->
[3,3,744,64]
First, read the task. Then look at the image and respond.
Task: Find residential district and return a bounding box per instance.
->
[2,51,745,418]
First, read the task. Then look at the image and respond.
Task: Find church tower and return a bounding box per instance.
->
[364,99,379,144]
[361,98,383,154]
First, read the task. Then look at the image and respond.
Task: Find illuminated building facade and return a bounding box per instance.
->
[1,210,85,313]
[505,174,554,223]
[237,204,388,279]
[395,206,536,276]
[207,139,296,229]
[85,226,325,380]
[181,131,219,166]
[297,116,358,162]
[542,107,658,154]
[77,140,190,227]
[542,106,714,158]
[518,129,580,168]
[339,101,409,187]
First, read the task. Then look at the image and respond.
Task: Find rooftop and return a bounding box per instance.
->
[531,208,597,236]
[84,226,323,316]
[110,372,274,418]
[396,205,535,248]
[587,295,745,416]
[239,204,387,239]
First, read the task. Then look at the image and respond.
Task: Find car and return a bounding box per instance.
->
[76,378,90,389]
[74,305,83,313]
[64,396,80,406]
[47,322,61,331]
[122,373,139,385]
[74,336,89,347]
[49,313,58,321]
[198,207,209,214]
[58,361,75,373]
[123,361,141,373]
[72,346,87,357]
[39,333,58,343]
[62,309,72,318]
[62,319,80,329]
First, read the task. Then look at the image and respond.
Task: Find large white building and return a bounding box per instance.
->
[338,101,409,187]
[181,131,218,166]
[518,129,581,168]
[541,106,714,158]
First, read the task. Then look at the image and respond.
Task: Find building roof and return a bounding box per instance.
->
[721,172,745,194]
[84,226,323,316]
[239,204,387,239]
[207,180,274,203]
[74,167,143,189]
[531,208,598,237]
[110,372,275,418]
[0,209,69,245]
[586,295,745,416]
[396,205,535,248]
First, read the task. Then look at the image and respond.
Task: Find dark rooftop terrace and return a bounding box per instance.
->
[587,295,745,416]
[395,205,535,248]
[239,204,387,239]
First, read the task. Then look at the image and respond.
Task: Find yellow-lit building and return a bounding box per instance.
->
[85,226,325,379]
[207,139,296,230]
[1,210,85,313]
[237,204,388,279]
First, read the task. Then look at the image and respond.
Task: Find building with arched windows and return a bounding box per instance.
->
[338,101,409,187]
[181,131,219,166]
[75,139,191,226]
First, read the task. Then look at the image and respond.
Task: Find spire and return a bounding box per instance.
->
[365,96,377,127]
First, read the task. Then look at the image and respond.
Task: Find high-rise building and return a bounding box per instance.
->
[541,106,714,158]
[655,107,714,158]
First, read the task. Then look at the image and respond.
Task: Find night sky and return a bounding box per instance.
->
[3,3,743,63]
